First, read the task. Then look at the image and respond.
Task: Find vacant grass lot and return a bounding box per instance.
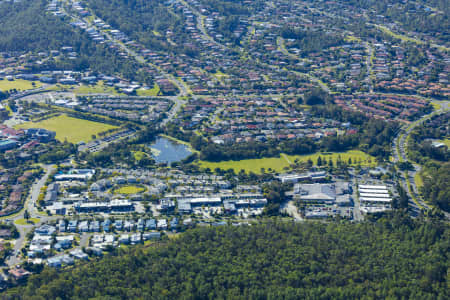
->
[16,114,118,144]
[114,185,146,195]
[14,218,40,225]
[0,79,42,92]
[48,81,122,95]
[73,81,121,95]
[198,150,376,173]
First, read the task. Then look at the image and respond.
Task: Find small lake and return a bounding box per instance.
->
[149,137,192,164]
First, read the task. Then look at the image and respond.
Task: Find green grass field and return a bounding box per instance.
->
[47,84,74,92]
[439,139,450,147]
[16,114,118,144]
[375,25,424,45]
[73,81,121,95]
[198,150,376,174]
[414,172,424,190]
[0,79,42,92]
[114,185,146,195]
[133,151,152,161]
[14,218,40,225]
[136,84,160,96]
[212,70,229,83]
[47,82,121,95]
[430,102,441,111]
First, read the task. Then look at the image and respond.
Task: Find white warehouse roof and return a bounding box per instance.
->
[359,189,390,194]
[358,185,388,190]
[360,193,391,198]
[360,197,392,202]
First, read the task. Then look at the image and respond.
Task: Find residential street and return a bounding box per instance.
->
[5,164,57,267]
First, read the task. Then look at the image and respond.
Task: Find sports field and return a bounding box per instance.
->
[16,114,118,143]
[0,79,42,92]
[198,150,376,174]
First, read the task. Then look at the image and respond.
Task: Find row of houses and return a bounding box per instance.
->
[56,218,177,233]
[0,125,55,152]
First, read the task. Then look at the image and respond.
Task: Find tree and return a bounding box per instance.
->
[395,182,409,209]
[317,156,322,166]
[6,218,449,299]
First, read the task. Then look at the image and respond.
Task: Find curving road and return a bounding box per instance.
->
[5,164,57,267]
[392,100,449,216]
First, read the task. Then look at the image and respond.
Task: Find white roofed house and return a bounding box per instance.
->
[157,219,167,230]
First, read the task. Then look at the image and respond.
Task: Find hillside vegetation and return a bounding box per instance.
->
[0,0,151,83]
[5,216,449,299]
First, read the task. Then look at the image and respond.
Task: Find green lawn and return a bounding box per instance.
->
[212,70,229,82]
[16,114,118,144]
[430,102,441,111]
[136,84,160,96]
[73,81,121,95]
[14,218,40,225]
[438,139,450,147]
[47,82,121,95]
[414,172,424,189]
[133,151,151,161]
[374,25,424,45]
[46,84,75,91]
[114,185,146,195]
[198,150,376,174]
[345,35,362,43]
[0,79,42,92]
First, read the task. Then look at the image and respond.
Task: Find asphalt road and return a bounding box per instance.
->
[62,0,188,124]
[351,175,363,221]
[280,200,304,221]
[5,164,57,267]
[392,100,449,216]
[177,0,227,50]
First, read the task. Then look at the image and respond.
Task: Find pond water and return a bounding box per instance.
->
[149,137,192,164]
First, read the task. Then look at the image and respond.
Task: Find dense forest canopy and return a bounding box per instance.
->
[0,0,151,83]
[408,113,450,164]
[87,0,191,54]
[345,0,449,44]
[4,216,449,299]
[280,27,344,56]
[422,162,450,213]
[0,0,81,52]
